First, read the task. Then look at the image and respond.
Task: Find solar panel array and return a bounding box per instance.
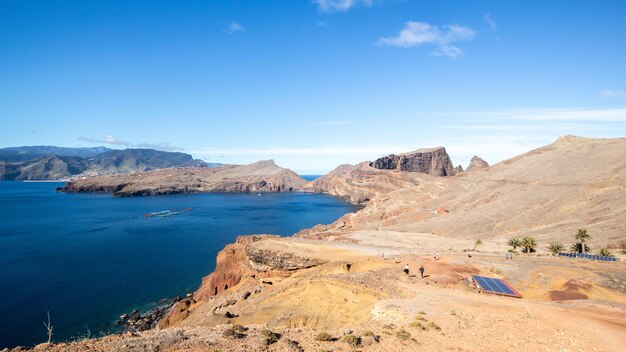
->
[558,252,619,262]
[472,275,523,298]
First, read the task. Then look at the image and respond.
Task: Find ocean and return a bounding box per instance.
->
[0,180,356,348]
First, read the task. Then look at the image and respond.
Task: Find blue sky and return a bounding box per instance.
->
[1,0,625,174]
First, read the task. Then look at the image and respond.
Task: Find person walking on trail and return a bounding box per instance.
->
[419,265,425,279]
[434,251,440,261]
[403,264,409,275]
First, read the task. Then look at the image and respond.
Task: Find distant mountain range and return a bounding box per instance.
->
[0,146,219,181]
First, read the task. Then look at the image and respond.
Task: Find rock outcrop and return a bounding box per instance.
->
[369,147,456,176]
[466,156,489,171]
[58,160,307,196]
[193,235,326,301]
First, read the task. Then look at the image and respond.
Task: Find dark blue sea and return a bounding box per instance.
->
[0,181,356,349]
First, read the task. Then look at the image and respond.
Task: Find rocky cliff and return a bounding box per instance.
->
[59,160,307,196]
[466,155,489,171]
[369,146,457,176]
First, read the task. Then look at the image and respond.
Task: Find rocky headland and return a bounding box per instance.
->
[58,160,307,196]
[8,136,626,352]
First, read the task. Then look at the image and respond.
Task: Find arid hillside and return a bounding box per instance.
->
[300,136,626,249]
[59,160,307,196]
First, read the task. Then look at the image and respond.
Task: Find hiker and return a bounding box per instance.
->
[419,265,425,279]
[434,251,440,261]
[403,264,409,275]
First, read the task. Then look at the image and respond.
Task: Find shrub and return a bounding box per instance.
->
[222,324,247,339]
[315,331,333,342]
[342,333,362,347]
[409,322,427,331]
[362,330,375,337]
[428,322,441,331]
[396,329,412,341]
[261,330,281,345]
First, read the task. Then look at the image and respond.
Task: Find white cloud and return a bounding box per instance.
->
[432,45,464,58]
[600,89,626,98]
[376,21,476,57]
[226,22,246,33]
[484,13,497,31]
[79,134,131,146]
[314,0,373,12]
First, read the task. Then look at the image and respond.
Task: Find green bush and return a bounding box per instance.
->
[396,329,412,341]
[409,321,428,330]
[315,331,333,342]
[342,333,362,347]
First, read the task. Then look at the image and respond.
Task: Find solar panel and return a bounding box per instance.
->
[472,275,523,298]
[557,252,619,262]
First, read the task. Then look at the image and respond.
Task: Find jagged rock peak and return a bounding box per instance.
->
[369,146,456,176]
[466,156,489,171]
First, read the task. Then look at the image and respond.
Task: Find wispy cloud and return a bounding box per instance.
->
[79,134,131,146]
[78,135,183,151]
[483,13,497,31]
[226,22,246,33]
[600,89,626,98]
[376,21,476,57]
[314,0,373,12]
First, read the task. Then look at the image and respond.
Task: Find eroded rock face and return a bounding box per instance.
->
[193,235,326,301]
[369,147,456,176]
[466,156,489,171]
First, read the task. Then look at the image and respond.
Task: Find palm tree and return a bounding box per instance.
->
[574,229,591,254]
[547,242,564,255]
[570,243,591,254]
[473,239,483,250]
[598,248,614,258]
[521,237,537,254]
[507,238,521,253]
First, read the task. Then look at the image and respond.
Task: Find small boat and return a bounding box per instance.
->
[142,214,154,218]
[183,208,192,212]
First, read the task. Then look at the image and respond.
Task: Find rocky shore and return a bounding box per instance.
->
[58,160,307,196]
